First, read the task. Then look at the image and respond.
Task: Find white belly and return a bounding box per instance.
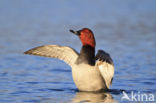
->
[72,64,107,91]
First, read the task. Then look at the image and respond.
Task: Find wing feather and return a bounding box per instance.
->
[95,50,114,89]
[24,45,79,67]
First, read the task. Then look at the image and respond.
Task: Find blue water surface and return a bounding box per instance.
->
[0,0,156,103]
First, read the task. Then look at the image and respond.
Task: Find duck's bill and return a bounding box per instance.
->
[69,29,80,36]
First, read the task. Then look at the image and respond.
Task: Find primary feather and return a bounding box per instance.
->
[24,45,79,68]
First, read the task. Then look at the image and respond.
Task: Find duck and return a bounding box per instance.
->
[24,28,114,92]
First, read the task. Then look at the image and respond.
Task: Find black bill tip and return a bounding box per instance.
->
[69,29,80,36]
[69,29,75,33]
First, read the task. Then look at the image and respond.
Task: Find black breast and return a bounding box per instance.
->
[76,45,95,66]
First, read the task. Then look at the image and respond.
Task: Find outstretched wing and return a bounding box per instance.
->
[95,50,114,89]
[24,45,79,68]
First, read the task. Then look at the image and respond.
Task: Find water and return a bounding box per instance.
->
[0,0,156,103]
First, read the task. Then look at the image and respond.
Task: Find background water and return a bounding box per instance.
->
[0,0,156,103]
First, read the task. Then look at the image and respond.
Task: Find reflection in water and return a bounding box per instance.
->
[71,92,117,103]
